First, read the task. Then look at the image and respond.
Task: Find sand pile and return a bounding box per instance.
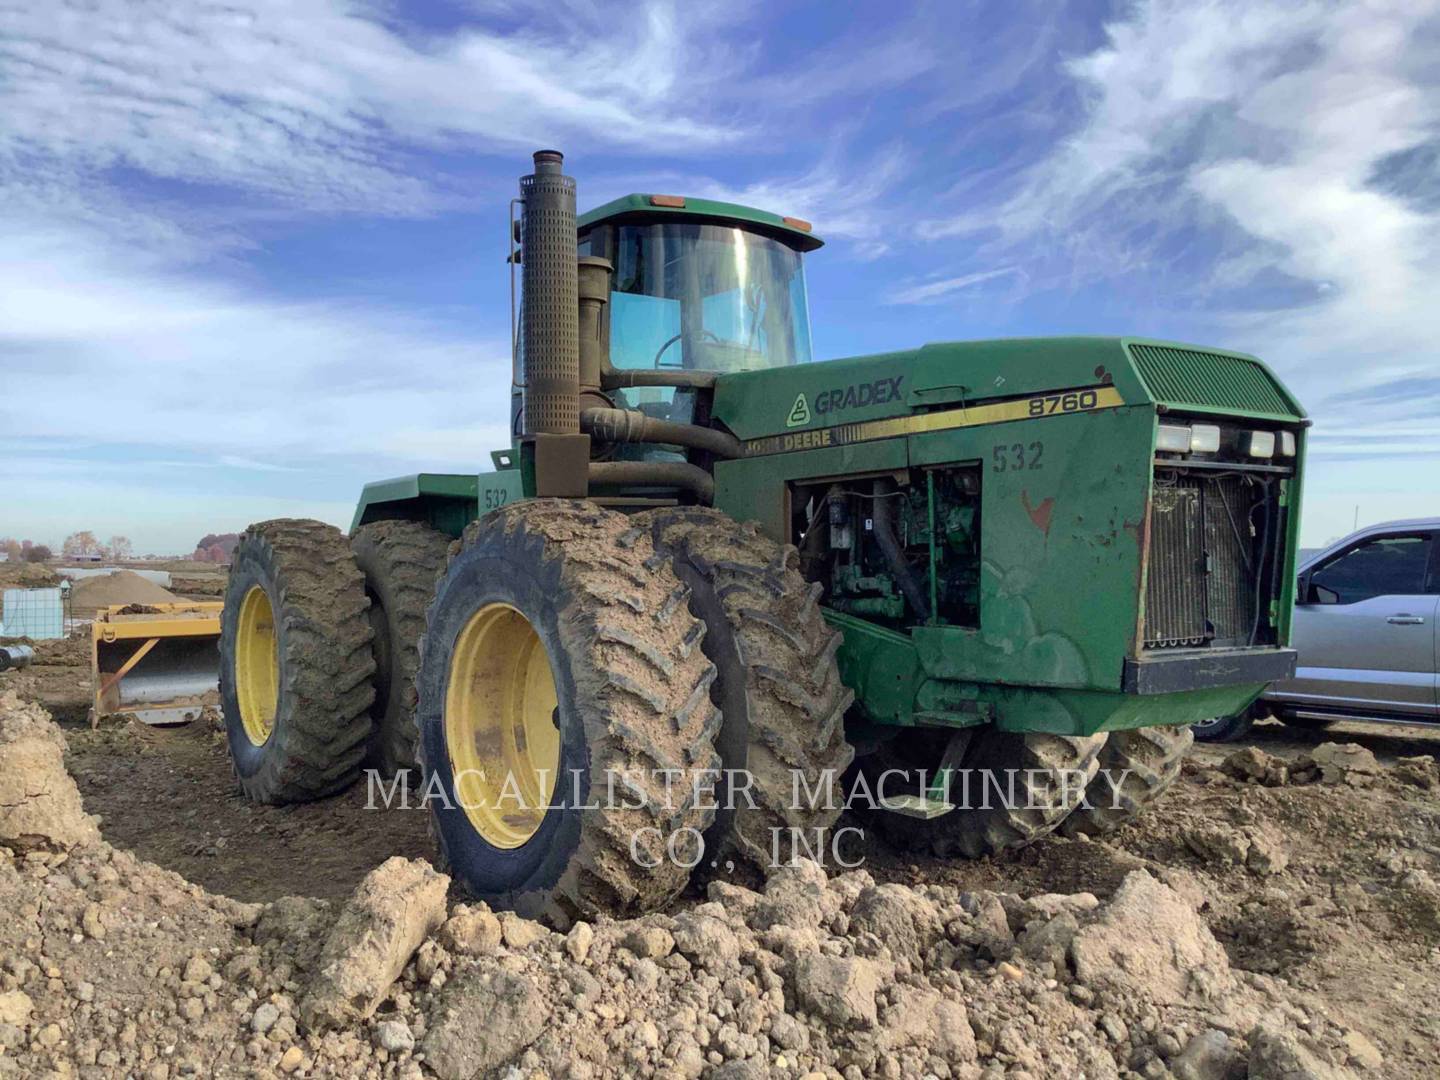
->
[68,571,178,617]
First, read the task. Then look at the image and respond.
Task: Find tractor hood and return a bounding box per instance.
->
[710,336,1303,443]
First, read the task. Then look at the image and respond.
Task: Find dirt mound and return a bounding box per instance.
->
[0,632,92,724]
[0,562,61,589]
[0,691,100,852]
[1,675,1436,1077]
[0,845,1382,1079]
[67,570,177,617]
[169,572,227,597]
[33,630,89,668]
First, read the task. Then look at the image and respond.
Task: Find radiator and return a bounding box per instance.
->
[1143,475,1259,649]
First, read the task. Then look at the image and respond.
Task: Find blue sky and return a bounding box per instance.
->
[2,0,1438,554]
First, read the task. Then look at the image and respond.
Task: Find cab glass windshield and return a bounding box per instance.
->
[609,223,813,375]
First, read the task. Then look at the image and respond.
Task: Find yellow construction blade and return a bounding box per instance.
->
[91,602,223,725]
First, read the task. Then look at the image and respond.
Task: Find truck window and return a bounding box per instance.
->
[1308,534,1431,604]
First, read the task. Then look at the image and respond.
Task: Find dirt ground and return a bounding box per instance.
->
[66,716,433,903]
[3,632,1440,1076]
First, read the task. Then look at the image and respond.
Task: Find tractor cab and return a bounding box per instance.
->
[576,196,821,416]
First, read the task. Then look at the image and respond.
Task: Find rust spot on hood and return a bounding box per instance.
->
[1021,491,1055,536]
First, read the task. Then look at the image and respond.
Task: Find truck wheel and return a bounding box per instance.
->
[878,729,1105,858]
[1191,708,1255,743]
[220,519,375,804]
[351,521,451,777]
[638,507,856,882]
[1061,725,1193,838]
[415,500,722,922]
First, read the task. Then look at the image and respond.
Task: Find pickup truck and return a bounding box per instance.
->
[1194,517,1439,741]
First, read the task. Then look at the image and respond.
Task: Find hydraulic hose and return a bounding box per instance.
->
[588,461,715,504]
[870,478,932,622]
[580,408,743,460]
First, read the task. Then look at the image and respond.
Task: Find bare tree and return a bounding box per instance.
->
[108,535,134,560]
[62,531,101,558]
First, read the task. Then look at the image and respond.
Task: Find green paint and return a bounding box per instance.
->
[709,334,1303,740]
[824,610,923,726]
[351,471,520,538]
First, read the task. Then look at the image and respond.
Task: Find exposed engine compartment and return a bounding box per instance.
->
[792,467,982,630]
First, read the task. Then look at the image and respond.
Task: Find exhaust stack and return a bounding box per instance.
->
[519,150,580,436]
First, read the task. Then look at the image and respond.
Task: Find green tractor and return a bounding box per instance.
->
[218,150,1305,921]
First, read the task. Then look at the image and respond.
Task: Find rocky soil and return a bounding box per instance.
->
[2,636,1439,1078]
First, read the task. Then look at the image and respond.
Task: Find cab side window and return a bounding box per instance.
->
[1307,534,1432,605]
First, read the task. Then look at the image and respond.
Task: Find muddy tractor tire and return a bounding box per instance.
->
[1061,724,1193,839]
[351,520,452,777]
[219,519,376,804]
[415,500,722,922]
[878,728,1106,859]
[638,507,856,883]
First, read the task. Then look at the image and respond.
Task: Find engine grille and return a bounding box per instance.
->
[1143,476,1259,649]
[1128,343,1300,420]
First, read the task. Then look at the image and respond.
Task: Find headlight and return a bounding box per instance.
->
[1244,430,1276,458]
[1190,424,1221,453]
[1156,424,1193,453]
[1278,431,1296,457]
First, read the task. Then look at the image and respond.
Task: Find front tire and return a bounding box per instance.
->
[1061,725,1193,838]
[415,501,722,922]
[219,519,375,804]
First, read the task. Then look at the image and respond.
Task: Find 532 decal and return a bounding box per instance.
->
[992,441,1044,472]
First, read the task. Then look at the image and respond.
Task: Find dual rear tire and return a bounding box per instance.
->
[415,501,724,920]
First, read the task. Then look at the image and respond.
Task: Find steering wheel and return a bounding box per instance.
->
[653,329,720,368]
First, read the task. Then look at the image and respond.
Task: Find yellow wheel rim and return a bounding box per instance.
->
[445,603,561,849]
[235,585,279,746]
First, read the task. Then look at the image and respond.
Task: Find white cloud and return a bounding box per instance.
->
[887,267,1021,305]
[920,0,1440,544]
[937,1,1440,367]
[0,0,740,216]
[0,214,512,469]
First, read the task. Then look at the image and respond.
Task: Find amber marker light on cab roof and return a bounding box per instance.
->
[782,216,813,232]
[649,194,686,207]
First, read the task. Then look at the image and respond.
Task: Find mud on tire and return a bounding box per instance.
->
[1062,724,1193,838]
[350,520,451,777]
[220,519,375,804]
[638,507,856,882]
[415,500,722,922]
